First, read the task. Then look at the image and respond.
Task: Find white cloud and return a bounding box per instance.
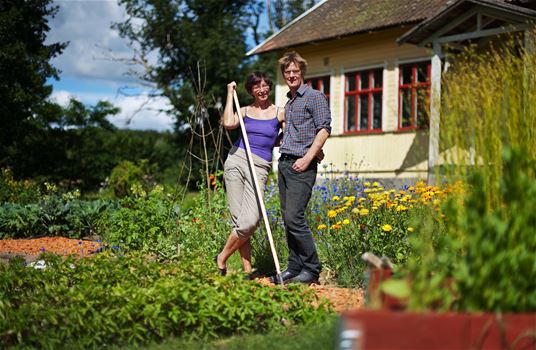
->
[50,90,174,131]
[46,1,175,131]
[47,0,136,83]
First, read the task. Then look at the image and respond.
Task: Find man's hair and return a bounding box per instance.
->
[244,71,273,95]
[278,51,307,77]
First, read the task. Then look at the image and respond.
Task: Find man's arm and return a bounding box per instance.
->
[292,128,329,172]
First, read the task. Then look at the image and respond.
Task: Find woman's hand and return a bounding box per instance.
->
[227,81,237,94]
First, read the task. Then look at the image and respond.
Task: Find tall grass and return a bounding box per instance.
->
[441,32,536,207]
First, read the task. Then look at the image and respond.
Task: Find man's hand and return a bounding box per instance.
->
[292,157,312,172]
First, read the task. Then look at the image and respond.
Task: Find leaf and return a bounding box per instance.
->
[380,279,411,299]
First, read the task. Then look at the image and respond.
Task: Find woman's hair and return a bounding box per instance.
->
[278,51,308,77]
[245,71,273,95]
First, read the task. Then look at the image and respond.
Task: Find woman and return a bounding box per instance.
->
[215,72,285,277]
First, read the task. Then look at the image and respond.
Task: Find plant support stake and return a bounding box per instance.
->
[233,90,284,286]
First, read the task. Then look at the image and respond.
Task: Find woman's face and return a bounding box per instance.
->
[251,79,271,103]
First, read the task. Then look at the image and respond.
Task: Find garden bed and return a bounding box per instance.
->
[0,236,364,313]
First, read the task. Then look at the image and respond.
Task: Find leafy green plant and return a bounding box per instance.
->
[0,252,330,349]
[102,185,179,259]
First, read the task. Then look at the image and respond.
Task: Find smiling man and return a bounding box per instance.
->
[274,51,331,285]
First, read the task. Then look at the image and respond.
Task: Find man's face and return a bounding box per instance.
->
[283,62,303,90]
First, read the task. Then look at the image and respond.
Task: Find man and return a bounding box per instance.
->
[274,51,331,284]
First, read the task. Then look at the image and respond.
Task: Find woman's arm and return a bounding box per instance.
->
[275,106,285,146]
[221,81,240,130]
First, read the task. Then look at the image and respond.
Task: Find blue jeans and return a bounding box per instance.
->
[278,156,321,277]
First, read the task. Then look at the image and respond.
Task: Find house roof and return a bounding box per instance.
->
[247,0,452,55]
[397,0,536,45]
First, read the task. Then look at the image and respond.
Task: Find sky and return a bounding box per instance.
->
[46,0,263,132]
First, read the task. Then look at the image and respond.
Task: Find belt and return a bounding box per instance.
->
[279,153,301,161]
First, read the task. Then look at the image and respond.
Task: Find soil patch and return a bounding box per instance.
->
[0,237,364,313]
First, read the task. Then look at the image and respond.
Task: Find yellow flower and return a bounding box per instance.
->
[396,205,408,212]
[372,181,380,187]
[342,219,350,225]
[364,181,371,187]
[330,224,342,230]
[359,208,369,216]
[317,224,327,230]
[407,227,415,233]
[382,224,393,232]
[332,196,340,201]
[358,197,367,203]
[328,210,337,218]
[351,208,360,215]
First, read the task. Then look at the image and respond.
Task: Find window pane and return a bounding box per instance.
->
[373,92,382,129]
[417,63,429,83]
[401,65,412,85]
[360,71,369,90]
[322,77,330,95]
[373,69,382,89]
[416,88,429,127]
[359,94,369,130]
[312,79,319,90]
[400,89,412,128]
[346,96,356,131]
[347,73,356,92]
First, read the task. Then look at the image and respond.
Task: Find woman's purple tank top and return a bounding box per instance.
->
[234,108,280,162]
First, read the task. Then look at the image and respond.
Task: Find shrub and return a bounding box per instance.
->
[102,185,179,259]
[107,160,156,198]
[0,168,41,204]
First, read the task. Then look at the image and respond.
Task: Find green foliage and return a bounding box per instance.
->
[0,168,41,204]
[0,252,330,349]
[441,35,536,206]
[102,185,179,259]
[107,160,156,198]
[174,180,231,259]
[406,148,536,312]
[0,184,111,240]
[119,315,339,350]
[0,0,67,166]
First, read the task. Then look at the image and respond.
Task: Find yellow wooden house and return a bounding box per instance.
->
[248,0,536,185]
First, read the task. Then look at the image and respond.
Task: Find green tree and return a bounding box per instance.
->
[113,0,253,130]
[0,0,67,166]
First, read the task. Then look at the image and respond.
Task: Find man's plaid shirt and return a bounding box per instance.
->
[280,84,332,158]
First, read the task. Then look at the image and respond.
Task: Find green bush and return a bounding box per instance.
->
[405,148,536,312]
[0,252,330,349]
[0,168,41,204]
[107,160,156,198]
[102,185,179,259]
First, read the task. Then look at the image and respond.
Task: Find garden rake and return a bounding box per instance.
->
[232,90,284,286]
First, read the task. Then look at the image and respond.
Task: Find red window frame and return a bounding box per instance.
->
[398,61,431,130]
[305,76,330,105]
[344,68,383,134]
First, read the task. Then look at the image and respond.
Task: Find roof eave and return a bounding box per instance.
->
[397,0,536,46]
[246,0,328,56]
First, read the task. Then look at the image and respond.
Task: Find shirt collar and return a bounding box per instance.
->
[286,83,308,99]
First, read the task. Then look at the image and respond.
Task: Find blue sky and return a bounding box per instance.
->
[46,0,266,131]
